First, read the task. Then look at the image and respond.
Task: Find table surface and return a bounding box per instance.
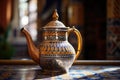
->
[0,60,120,80]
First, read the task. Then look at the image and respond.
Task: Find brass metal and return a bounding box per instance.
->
[21,10,83,72]
[52,9,59,20]
[68,26,82,60]
[21,28,39,64]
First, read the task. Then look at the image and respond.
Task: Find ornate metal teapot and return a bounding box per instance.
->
[21,10,82,72]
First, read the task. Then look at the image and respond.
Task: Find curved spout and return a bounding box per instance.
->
[21,28,39,64]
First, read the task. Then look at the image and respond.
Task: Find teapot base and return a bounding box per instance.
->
[39,54,75,73]
[40,63,69,73]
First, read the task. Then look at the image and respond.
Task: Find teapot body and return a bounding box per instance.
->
[38,28,75,72]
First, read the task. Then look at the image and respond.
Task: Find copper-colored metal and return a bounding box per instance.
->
[52,9,59,20]
[68,26,82,60]
[21,10,83,72]
[21,28,39,64]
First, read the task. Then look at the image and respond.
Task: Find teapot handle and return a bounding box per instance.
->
[68,26,82,60]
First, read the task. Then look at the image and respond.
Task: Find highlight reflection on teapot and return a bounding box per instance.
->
[21,10,82,72]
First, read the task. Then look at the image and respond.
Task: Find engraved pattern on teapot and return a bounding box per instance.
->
[21,10,82,72]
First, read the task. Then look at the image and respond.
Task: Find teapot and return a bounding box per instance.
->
[21,10,82,72]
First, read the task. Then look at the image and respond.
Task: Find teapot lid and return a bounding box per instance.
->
[43,9,67,29]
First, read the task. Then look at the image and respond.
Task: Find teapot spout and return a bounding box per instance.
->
[21,28,39,64]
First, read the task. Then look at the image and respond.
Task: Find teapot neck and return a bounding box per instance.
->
[42,30,68,41]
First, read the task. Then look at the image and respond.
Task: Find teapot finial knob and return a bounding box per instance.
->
[52,9,59,20]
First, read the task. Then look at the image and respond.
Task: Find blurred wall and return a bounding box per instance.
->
[0,0,13,31]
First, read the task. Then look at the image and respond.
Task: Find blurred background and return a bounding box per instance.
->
[0,0,120,60]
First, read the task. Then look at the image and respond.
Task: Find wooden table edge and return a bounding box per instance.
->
[0,60,120,65]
